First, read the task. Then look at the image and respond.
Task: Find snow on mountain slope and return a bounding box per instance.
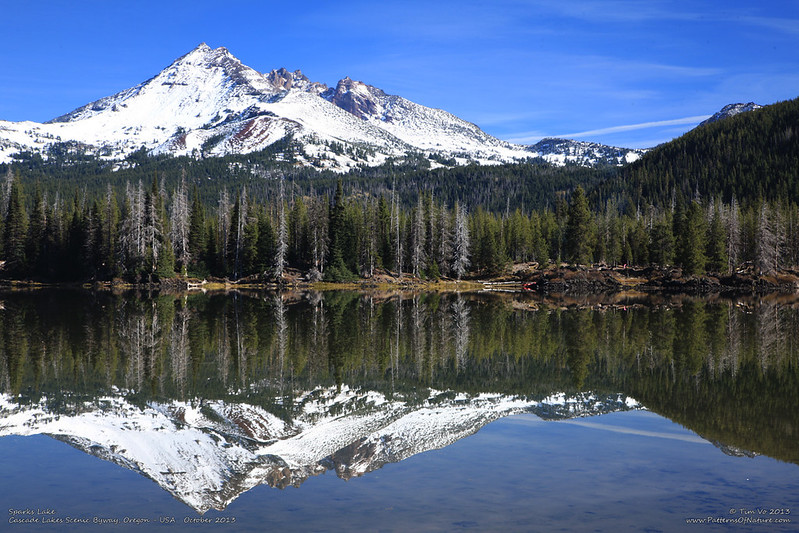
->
[1,44,281,162]
[0,43,642,169]
[530,137,646,166]
[698,102,762,127]
[322,77,523,162]
[0,387,642,513]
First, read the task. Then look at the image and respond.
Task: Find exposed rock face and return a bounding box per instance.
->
[323,77,386,121]
[265,68,326,94]
[266,67,305,90]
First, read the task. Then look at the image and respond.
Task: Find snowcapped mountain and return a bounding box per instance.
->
[699,102,762,127]
[0,387,641,513]
[528,138,645,166]
[0,44,639,170]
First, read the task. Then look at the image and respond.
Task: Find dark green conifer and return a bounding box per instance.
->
[564,186,593,265]
[705,205,728,273]
[2,177,28,277]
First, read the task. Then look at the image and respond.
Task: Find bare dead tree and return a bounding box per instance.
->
[411,196,426,278]
[170,170,191,275]
[724,197,741,272]
[217,188,231,274]
[451,202,470,280]
[755,203,782,275]
[452,294,470,370]
[274,177,288,281]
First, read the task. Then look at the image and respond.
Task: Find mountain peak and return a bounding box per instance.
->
[1,43,643,169]
[699,102,762,126]
[171,42,244,71]
[324,77,386,120]
[529,137,645,166]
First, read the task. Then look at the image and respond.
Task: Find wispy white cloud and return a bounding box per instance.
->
[519,0,706,23]
[558,115,711,139]
[503,132,549,145]
[727,15,799,36]
[504,115,710,145]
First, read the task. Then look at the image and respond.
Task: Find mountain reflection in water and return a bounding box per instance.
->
[1,289,798,513]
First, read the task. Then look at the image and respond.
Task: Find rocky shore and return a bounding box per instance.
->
[505,265,799,295]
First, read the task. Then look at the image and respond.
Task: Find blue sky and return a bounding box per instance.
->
[1,0,797,148]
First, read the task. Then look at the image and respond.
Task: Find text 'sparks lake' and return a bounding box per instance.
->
[1,289,797,531]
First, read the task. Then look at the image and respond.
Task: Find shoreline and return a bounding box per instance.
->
[496,264,799,295]
[1,265,798,295]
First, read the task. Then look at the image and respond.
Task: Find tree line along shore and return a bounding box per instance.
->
[0,167,798,293]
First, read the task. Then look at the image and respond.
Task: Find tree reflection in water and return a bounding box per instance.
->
[1,289,798,464]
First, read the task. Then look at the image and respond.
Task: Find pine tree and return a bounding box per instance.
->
[564,186,593,265]
[43,193,64,280]
[102,185,119,278]
[678,202,707,276]
[26,185,47,278]
[326,180,354,281]
[288,195,310,269]
[604,209,623,266]
[361,198,378,278]
[83,199,101,279]
[2,176,28,277]
[506,209,532,262]
[529,211,548,265]
[1,167,14,221]
[241,207,260,277]
[649,212,674,266]
[217,188,231,276]
[472,208,503,274]
[342,200,364,275]
[629,217,649,266]
[392,183,403,277]
[188,186,207,274]
[65,194,85,280]
[377,195,392,269]
[227,187,250,280]
[705,204,728,273]
[256,208,276,275]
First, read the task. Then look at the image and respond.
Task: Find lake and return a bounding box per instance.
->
[1,289,797,532]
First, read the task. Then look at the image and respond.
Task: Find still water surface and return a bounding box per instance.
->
[1,290,797,531]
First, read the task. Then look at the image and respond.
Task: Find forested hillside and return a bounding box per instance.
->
[596,97,799,207]
[4,145,601,214]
